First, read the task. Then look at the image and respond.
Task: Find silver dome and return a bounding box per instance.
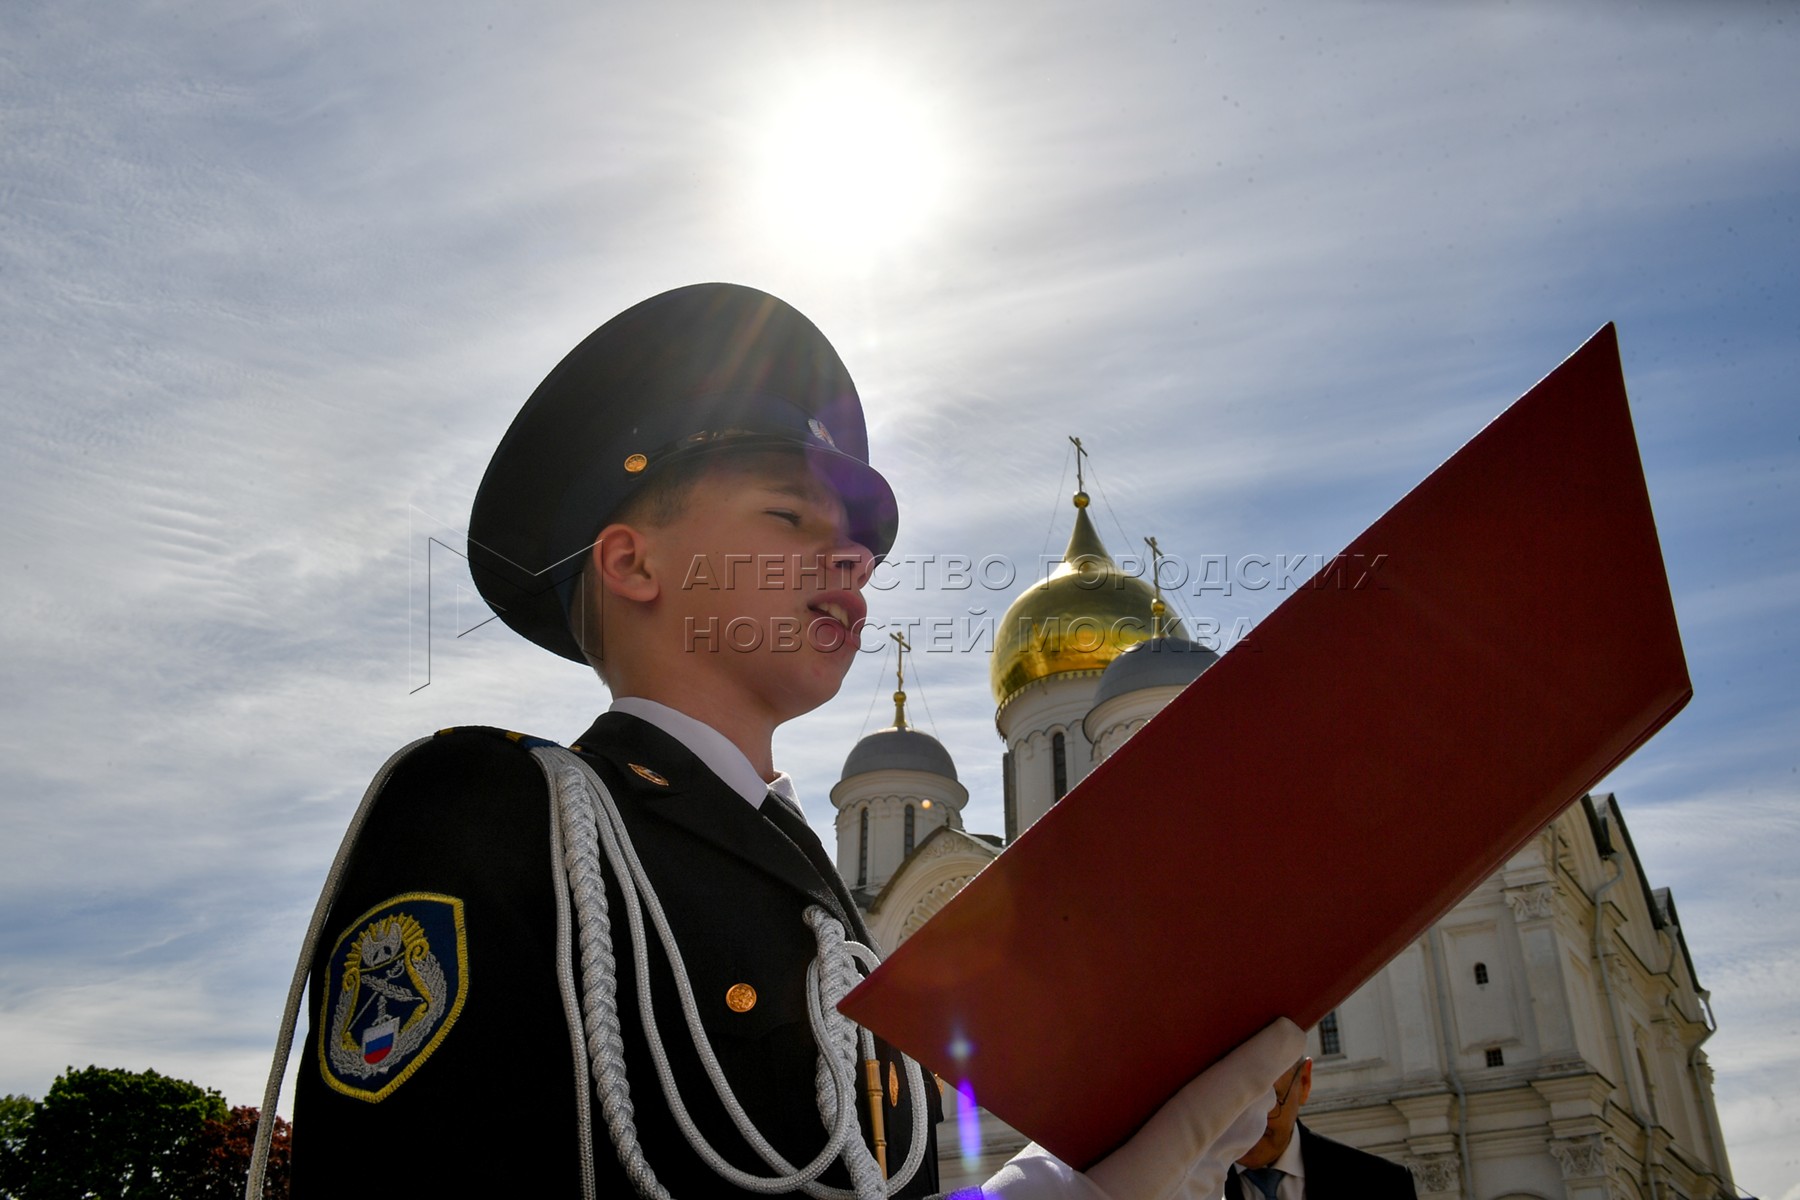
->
[1091,636,1218,706]
[841,726,958,781]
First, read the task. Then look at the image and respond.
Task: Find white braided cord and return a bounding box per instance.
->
[536,747,931,1199]
[543,752,601,1200]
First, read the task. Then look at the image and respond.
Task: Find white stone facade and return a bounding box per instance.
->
[1306,793,1734,1199]
[995,670,1101,837]
[830,765,967,896]
[863,826,998,958]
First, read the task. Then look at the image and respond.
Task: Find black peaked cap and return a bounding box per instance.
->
[468,283,899,664]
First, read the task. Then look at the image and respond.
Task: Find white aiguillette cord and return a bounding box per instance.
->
[534,745,933,1200]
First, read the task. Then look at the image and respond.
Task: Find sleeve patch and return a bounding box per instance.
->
[318,892,468,1103]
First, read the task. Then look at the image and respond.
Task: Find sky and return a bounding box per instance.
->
[1,0,1795,1193]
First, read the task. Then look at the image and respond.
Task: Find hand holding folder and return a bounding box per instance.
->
[981,1019,1306,1200]
[840,325,1691,1170]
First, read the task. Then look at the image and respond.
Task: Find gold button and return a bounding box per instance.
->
[624,452,648,473]
[725,983,757,1013]
[887,1061,899,1106]
[629,763,669,786]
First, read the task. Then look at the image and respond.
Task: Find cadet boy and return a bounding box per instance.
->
[270,284,1300,1199]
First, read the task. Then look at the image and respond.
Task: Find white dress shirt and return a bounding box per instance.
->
[1227,1128,1306,1200]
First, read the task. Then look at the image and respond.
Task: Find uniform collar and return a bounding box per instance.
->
[607,696,798,813]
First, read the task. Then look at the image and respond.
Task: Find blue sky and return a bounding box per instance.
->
[1,1,1795,1193]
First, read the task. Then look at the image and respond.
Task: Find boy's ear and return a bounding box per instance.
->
[592,522,659,603]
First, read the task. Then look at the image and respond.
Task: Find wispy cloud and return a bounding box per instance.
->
[1,0,1795,1192]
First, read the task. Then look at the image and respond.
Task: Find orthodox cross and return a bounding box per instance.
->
[891,630,912,729]
[1069,435,1088,494]
[1146,535,1169,638]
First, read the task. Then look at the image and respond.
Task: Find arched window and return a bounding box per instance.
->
[857,807,869,887]
[1474,962,1489,985]
[1052,732,1068,800]
[904,804,916,856]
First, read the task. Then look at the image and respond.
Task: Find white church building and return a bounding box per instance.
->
[831,484,1739,1199]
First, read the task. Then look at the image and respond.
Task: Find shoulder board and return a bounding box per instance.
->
[432,725,562,751]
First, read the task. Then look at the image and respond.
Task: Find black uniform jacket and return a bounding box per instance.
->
[295,714,939,1197]
[1230,1123,1417,1200]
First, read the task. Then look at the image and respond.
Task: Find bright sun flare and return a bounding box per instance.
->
[752,73,947,256]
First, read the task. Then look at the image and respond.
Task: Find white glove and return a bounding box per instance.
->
[976,1017,1305,1200]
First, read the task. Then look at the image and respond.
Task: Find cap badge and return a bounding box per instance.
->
[806,418,837,449]
[623,453,648,474]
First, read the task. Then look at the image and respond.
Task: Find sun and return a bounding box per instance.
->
[750,71,947,257]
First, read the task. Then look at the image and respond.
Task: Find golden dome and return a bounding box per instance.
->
[990,492,1186,711]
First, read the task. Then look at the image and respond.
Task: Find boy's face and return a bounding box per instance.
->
[639,450,874,723]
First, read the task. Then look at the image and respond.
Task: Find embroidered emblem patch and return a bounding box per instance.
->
[318,892,467,1102]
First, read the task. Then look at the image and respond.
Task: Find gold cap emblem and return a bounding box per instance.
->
[725,983,757,1013]
[629,762,669,786]
[624,452,648,473]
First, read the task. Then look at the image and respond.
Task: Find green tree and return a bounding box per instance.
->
[1,1094,36,1200]
[15,1066,227,1200]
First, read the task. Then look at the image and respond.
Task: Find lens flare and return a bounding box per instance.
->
[956,1079,982,1166]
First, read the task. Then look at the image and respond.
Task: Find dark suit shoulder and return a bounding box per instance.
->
[333,726,565,912]
[363,725,557,814]
[1299,1122,1418,1198]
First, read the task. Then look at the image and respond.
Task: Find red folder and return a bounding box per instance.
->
[838,325,1690,1169]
